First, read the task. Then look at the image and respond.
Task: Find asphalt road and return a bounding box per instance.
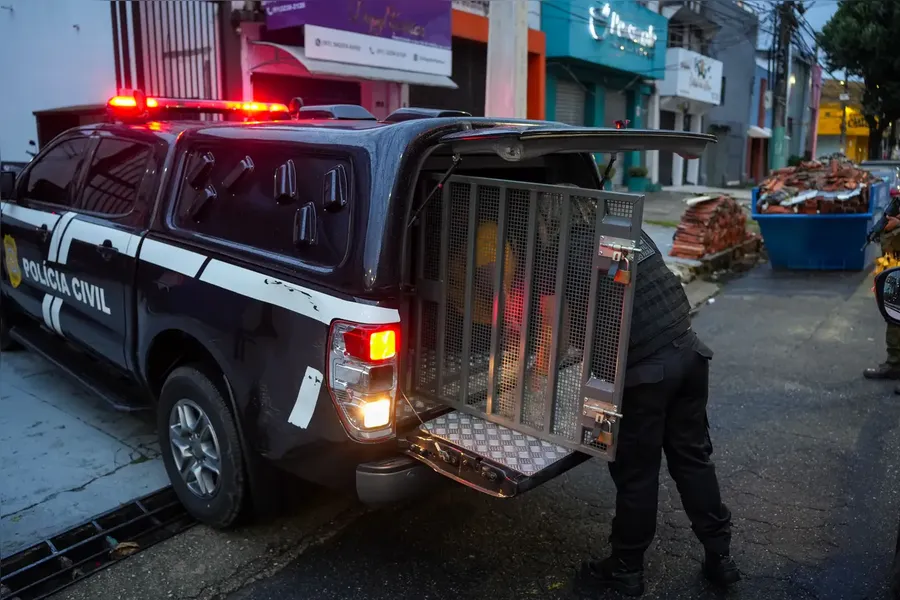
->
[219,266,900,600]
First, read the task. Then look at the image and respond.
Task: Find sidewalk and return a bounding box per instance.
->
[661,184,753,202]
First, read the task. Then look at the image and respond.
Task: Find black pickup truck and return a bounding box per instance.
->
[0,91,714,527]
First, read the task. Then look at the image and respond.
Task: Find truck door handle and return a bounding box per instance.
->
[36,224,49,243]
[96,239,118,260]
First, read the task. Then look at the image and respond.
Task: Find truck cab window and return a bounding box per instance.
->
[21,137,89,207]
[80,138,152,215]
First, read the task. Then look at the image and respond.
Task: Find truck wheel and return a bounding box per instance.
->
[158,365,246,529]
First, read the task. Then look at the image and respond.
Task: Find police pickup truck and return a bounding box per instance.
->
[0,91,714,528]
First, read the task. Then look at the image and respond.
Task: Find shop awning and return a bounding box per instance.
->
[250,42,458,89]
[748,126,772,139]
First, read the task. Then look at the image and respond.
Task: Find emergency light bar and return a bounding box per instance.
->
[106,90,290,123]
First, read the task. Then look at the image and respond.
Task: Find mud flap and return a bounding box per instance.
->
[401,411,590,498]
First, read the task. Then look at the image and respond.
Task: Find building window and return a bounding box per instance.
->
[720,77,726,105]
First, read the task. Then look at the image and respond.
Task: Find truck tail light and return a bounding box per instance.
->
[327,321,400,441]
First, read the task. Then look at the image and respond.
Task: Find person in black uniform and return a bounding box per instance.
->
[578,232,739,597]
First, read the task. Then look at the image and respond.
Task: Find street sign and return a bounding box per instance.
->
[839,93,850,101]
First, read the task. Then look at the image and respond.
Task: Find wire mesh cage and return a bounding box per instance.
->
[408,175,644,458]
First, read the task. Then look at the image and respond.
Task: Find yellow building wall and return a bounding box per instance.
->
[817,102,869,162]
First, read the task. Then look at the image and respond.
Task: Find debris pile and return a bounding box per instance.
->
[757,157,879,214]
[670,196,755,260]
[875,253,900,277]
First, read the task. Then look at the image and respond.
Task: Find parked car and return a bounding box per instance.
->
[0,91,715,527]
[861,160,900,191]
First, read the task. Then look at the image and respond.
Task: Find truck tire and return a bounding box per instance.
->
[158,364,246,529]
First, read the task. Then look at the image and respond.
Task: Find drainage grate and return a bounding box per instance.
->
[0,487,194,600]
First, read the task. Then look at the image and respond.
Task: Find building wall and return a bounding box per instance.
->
[542,0,668,78]
[0,0,117,163]
[703,0,757,186]
[786,56,812,159]
[749,62,772,129]
[542,0,664,181]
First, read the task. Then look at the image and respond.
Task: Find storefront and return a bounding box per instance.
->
[542,0,666,185]
[244,0,456,120]
[655,47,724,186]
[242,1,546,121]
[409,8,546,119]
[817,104,869,163]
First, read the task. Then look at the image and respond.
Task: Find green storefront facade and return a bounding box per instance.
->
[541,0,667,184]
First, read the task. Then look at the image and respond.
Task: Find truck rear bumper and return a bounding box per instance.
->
[355,454,444,505]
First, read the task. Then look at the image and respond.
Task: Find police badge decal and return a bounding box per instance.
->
[3,234,22,288]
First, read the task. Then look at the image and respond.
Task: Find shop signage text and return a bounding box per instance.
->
[304,24,452,76]
[659,47,723,105]
[262,0,451,50]
[588,3,657,57]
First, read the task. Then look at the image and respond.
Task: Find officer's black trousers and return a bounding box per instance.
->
[608,329,732,563]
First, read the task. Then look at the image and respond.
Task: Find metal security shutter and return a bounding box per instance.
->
[555,79,586,126]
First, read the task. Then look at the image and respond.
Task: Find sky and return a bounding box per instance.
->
[755,0,842,80]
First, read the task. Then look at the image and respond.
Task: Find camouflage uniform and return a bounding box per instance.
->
[867,226,900,380]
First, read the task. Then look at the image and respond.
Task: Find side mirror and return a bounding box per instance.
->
[0,171,16,201]
[876,267,900,324]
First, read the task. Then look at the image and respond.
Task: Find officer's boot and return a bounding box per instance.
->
[863,362,900,380]
[578,555,644,597]
[702,550,741,587]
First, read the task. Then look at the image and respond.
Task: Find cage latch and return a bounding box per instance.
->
[583,402,622,445]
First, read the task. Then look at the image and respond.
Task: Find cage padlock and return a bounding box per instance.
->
[592,417,614,446]
[607,258,620,279]
[613,256,632,285]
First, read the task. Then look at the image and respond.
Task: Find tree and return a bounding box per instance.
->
[819,0,900,157]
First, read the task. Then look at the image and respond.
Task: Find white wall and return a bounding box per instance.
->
[527,0,541,31]
[0,0,117,163]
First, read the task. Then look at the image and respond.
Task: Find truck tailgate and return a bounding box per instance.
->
[402,410,589,498]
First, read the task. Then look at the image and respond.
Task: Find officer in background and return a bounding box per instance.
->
[579,232,739,597]
[865,213,900,387]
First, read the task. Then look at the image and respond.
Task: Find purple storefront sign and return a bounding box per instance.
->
[262,0,452,49]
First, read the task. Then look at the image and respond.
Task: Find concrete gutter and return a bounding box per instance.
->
[50,488,365,600]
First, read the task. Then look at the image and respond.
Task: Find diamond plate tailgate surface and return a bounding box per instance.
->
[422,411,574,477]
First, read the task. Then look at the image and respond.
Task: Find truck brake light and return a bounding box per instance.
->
[327,321,400,441]
[343,325,397,362]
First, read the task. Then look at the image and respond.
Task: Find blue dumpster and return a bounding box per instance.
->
[751,182,885,271]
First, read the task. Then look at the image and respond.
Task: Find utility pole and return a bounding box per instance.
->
[485,0,529,118]
[839,79,849,154]
[771,0,796,170]
[807,42,822,160]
